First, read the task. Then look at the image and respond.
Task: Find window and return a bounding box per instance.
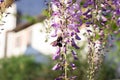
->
[15,36,21,48]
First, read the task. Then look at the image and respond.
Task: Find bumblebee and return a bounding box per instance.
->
[51,36,63,47]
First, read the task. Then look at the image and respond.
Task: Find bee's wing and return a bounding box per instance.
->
[51,41,58,47]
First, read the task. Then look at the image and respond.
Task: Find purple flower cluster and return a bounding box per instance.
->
[50,0,82,79]
[0,0,3,3]
[81,0,120,49]
[50,0,120,80]
[51,0,82,56]
[80,0,120,80]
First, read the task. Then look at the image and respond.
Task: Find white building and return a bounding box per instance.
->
[0,3,16,58]
[7,20,56,56]
[0,3,56,59]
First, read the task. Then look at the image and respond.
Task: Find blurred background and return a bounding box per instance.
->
[0,0,120,80]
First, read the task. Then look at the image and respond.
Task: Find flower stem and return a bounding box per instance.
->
[63,52,68,80]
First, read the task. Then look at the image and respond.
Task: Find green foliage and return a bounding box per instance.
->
[21,15,36,23]
[0,55,116,80]
[0,56,42,80]
[98,62,116,80]
[42,9,50,17]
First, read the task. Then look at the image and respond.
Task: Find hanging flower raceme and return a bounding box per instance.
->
[50,0,120,80]
[81,0,120,80]
[50,0,82,80]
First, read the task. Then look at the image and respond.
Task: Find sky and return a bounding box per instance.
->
[15,0,48,16]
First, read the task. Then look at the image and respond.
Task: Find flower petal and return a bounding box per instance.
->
[52,63,61,70]
[75,34,81,40]
[71,38,80,49]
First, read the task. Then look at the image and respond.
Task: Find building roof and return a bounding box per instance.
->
[12,15,46,32]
